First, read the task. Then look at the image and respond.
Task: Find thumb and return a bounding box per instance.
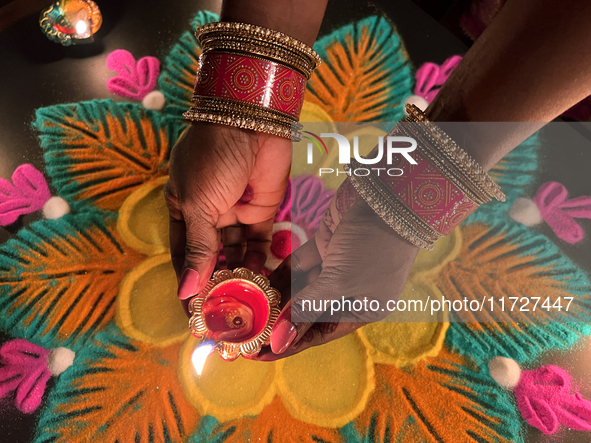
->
[178,210,220,300]
[269,275,331,354]
[166,184,220,300]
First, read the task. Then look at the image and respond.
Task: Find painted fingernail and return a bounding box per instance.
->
[270,320,297,354]
[177,268,200,300]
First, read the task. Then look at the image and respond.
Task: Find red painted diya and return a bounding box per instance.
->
[188,268,281,361]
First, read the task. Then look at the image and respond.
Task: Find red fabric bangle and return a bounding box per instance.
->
[330,149,479,241]
[377,150,478,235]
[194,52,307,118]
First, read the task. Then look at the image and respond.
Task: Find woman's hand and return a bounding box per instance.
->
[165,122,291,304]
[255,196,420,361]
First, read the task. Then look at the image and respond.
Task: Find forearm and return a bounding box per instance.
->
[221,0,328,46]
[428,0,591,170]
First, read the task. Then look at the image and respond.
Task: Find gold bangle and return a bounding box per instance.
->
[405,104,505,202]
[184,105,297,140]
[191,96,297,125]
[196,22,321,71]
[406,118,498,203]
[188,22,320,139]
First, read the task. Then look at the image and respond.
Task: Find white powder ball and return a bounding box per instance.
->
[404,95,429,115]
[509,197,542,226]
[47,347,76,376]
[488,356,521,389]
[142,90,166,110]
[43,196,71,219]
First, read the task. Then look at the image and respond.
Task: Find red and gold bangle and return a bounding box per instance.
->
[184,22,320,139]
[371,147,480,237]
[346,107,504,248]
[346,150,479,249]
[346,160,441,247]
[198,35,314,77]
[405,104,505,203]
[396,123,490,205]
[193,52,307,119]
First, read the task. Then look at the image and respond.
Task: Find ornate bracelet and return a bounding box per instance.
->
[196,22,321,75]
[193,52,307,118]
[184,22,321,138]
[397,124,490,205]
[347,105,504,249]
[345,161,439,250]
[347,150,479,249]
[405,104,505,203]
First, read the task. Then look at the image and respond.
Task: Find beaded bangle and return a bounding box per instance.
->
[190,96,295,124]
[196,22,322,72]
[349,145,480,246]
[184,22,321,139]
[351,160,441,242]
[185,97,297,140]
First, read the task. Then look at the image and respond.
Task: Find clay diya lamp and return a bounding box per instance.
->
[188,268,281,373]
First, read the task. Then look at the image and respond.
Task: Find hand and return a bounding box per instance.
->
[165,122,291,307]
[255,195,420,361]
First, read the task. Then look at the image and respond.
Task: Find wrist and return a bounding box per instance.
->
[220,0,328,46]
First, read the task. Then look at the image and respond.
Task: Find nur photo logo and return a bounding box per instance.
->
[299,131,418,177]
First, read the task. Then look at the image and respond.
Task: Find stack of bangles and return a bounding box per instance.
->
[344,103,506,250]
[183,22,322,139]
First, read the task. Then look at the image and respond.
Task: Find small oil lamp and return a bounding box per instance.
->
[40,0,102,46]
[189,268,281,374]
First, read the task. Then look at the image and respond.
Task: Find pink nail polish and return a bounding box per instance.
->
[177,268,200,300]
[270,320,297,354]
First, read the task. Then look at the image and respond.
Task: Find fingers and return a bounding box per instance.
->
[241,262,319,361]
[264,262,388,359]
[264,264,321,354]
[168,216,187,281]
[221,217,275,274]
[313,216,334,261]
[268,272,328,355]
[180,211,220,299]
[267,256,295,310]
[164,182,186,280]
[258,236,325,355]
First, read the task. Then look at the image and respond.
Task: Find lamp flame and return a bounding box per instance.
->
[75,20,88,36]
[191,341,215,376]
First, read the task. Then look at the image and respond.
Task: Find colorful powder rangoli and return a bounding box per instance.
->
[0,10,590,443]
